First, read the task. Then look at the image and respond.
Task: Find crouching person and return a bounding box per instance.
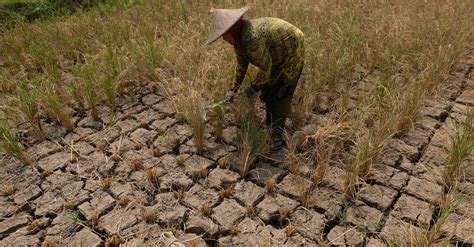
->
[207,6,305,146]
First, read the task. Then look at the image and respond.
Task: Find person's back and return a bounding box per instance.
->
[238,17,304,70]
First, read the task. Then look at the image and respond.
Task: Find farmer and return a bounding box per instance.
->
[207,6,304,143]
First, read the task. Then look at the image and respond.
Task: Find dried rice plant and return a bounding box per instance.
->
[236,103,269,177]
[0,117,31,166]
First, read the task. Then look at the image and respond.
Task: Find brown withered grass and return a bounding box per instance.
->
[0,1,471,181]
[442,111,474,188]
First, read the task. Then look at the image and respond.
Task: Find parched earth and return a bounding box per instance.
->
[0,45,473,246]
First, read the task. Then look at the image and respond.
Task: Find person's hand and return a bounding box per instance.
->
[245,86,255,97]
[224,90,235,101]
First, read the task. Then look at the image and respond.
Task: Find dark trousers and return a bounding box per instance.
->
[261,63,303,137]
[265,93,293,136]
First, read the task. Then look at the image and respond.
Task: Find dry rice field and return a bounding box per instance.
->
[0,0,473,246]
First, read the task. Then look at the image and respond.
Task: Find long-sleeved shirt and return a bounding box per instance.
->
[233,18,304,94]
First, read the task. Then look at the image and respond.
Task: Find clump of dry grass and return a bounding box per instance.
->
[26,219,40,233]
[39,170,51,179]
[14,80,44,140]
[164,225,179,237]
[13,204,25,215]
[393,85,427,134]
[200,203,213,216]
[152,146,162,157]
[188,240,198,247]
[176,154,186,166]
[285,225,296,237]
[237,135,253,177]
[312,143,334,184]
[198,166,208,179]
[63,200,76,210]
[236,103,269,177]
[110,153,121,162]
[442,110,474,188]
[71,63,100,120]
[105,233,122,247]
[128,158,142,171]
[218,157,227,169]
[146,168,159,184]
[118,196,130,207]
[0,117,31,166]
[344,115,392,197]
[302,122,354,145]
[279,207,292,219]
[284,131,300,174]
[186,105,206,155]
[138,120,148,129]
[302,122,353,187]
[218,187,234,199]
[142,208,156,223]
[173,190,185,201]
[227,224,240,235]
[41,240,56,247]
[1,185,14,196]
[37,79,75,131]
[52,183,63,192]
[344,132,387,197]
[67,76,86,113]
[353,133,387,178]
[244,205,256,216]
[90,210,99,226]
[100,48,128,114]
[96,142,107,152]
[211,104,226,141]
[133,142,143,150]
[100,178,111,191]
[300,188,310,208]
[265,178,276,194]
[159,79,207,154]
[343,166,359,198]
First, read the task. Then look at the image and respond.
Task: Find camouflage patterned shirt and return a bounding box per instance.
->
[233,18,305,94]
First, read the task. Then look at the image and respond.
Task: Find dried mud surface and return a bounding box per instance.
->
[1,45,473,246]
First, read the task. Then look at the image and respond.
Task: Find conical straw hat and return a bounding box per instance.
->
[207,6,249,45]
